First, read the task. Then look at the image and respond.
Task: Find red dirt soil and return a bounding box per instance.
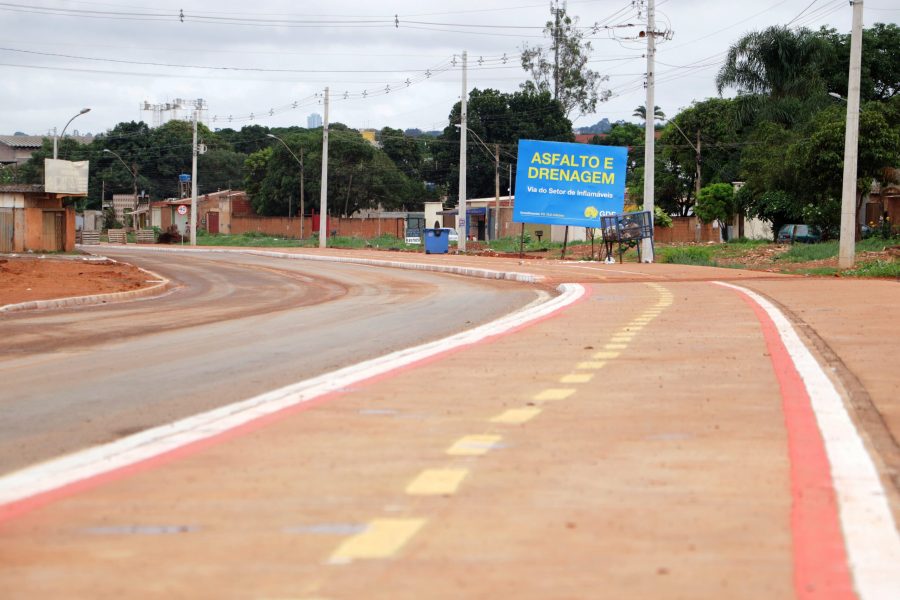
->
[0,257,151,306]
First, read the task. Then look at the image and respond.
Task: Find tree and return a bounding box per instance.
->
[520,2,607,118]
[246,128,424,217]
[657,98,742,216]
[820,23,900,102]
[379,127,424,181]
[633,105,666,121]
[694,183,735,226]
[789,104,900,237]
[716,26,831,125]
[590,122,644,196]
[435,87,572,202]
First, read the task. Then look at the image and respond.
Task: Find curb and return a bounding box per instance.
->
[83,244,545,284]
[0,261,173,314]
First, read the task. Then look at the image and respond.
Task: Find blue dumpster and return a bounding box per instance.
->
[424,228,449,254]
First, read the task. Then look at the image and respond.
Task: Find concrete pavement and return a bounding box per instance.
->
[1,248,898,599]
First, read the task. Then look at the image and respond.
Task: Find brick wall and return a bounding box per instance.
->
[230,216,406,239]
[654,217,722,243]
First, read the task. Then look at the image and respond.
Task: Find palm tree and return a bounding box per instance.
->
[633,105,666,121]
[715,26,830,125]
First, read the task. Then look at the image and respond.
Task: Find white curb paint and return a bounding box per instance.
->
[82,244,543,284]
[714,281,900,600]
[0,283,584,509]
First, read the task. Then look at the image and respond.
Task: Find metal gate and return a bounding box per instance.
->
[41,211,65,252]
[0,208,13,253]
[207,211,219,234]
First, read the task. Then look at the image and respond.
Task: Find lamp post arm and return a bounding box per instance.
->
[54,108,90,160]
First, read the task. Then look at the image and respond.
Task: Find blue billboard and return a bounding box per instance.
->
[513,139,628,227]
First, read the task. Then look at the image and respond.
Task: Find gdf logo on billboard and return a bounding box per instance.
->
[513,139,628,228]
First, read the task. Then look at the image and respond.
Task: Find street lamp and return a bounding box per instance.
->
[54,108,91,159]
[828,92,847,102]
[267,133,305,238]
[103,148,139,229]
[455,124,502,242]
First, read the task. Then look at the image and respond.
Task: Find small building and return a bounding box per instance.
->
[0,184,76,252]
[0,135,44,166]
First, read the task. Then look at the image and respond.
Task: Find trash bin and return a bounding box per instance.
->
[424,228,449,254]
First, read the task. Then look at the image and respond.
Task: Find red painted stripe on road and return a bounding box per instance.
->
[0,286,588,525]
[731,289,856,600]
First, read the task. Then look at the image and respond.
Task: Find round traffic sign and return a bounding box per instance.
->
[177,205,188,215]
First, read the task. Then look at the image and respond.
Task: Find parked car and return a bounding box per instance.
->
[776,224,822,244]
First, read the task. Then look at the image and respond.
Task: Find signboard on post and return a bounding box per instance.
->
[177,205,188,215]
[44,159,89,196]
[513,140,627,228]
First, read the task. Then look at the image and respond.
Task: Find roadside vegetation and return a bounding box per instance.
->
[656,236,898,278]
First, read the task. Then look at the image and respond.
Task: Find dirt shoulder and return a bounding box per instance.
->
[0,256,151,306]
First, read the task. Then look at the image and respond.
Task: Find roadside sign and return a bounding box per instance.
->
[177,205,188,215]
[513,139,627,228]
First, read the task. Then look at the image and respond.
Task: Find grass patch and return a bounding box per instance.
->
[195,232,303,247]
[656,245,717,266]
[843,260,900,278]
[777,237,899,263]
[328,234,416,250]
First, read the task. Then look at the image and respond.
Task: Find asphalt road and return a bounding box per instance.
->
[0,250,539,474]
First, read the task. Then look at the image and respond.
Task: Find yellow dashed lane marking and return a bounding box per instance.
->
[533,388,576,402]
[490,407,542,424]
[330,518,426,561]
[560,373,594,384]
[609,336,633,343]
[446,434,503,456]
[576,361,606,370]
[593,351,620,360]
[605,343,627,350]
[406,469,469,495]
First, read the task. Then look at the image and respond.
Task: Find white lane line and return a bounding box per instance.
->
[714,281,900,600]
[0,284,585,512]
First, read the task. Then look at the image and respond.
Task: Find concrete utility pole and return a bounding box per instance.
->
[458,51,468,252]
[839,0,864,269]
[319,87,330,249]
[190,109,198,246]
[53,108,90,160]
[641,0,656,262]
[552,0,561,101]
[494,143,501,241]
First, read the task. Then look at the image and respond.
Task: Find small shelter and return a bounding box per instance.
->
[0,184,77,252]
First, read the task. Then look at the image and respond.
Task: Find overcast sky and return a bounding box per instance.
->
[1,0,896,138]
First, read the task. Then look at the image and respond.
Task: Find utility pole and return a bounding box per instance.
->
[493,144,501,240]
[131,162,139,229]
[319,87,330,249]
[695,130,702,200]
[839,0,864,269]
[190,109,198,246]
[641,0,657,262]
[458,51,468,252]
[551,1,569,249]
[300,147,305,239]
[552,0,561,101]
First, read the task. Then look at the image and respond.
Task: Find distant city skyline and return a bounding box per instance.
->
[306,113,323,129]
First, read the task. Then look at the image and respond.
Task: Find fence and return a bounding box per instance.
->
[230,216,405,239]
